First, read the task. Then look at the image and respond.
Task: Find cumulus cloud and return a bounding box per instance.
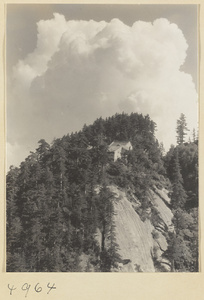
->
[7,14,198,168]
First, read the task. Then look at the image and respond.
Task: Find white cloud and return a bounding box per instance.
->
[7,14,198,168]
[12,13,68,88]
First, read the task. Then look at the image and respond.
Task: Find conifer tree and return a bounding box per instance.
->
[6,166,23,271]
[176,113,189,145]
[170,149,187,209]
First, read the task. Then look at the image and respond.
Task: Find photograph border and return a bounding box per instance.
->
[1,0,203,299]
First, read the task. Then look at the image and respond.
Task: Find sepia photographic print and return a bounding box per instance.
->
[6,4,199,273]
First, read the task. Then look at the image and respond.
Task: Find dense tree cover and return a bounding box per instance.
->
[162,207,198,272]
[6,112,198,272]
[162,115,199,272]
[7,112,166,272]
[165,142,198,209]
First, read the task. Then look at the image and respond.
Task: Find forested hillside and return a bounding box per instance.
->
[6,113,198,272]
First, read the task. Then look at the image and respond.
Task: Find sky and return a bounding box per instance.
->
[6,4,198,169]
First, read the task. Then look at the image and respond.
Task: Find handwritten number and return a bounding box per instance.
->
[8,282,56,296]
[34,283,42,293]
[21,283,31,298]
[47,282,56,294]
[8,284,17,296]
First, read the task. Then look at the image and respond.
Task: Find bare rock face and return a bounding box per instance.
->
[109,186,173,272]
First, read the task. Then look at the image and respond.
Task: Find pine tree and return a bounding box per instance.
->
[95,183,121,271]
[192,128,198,143]
[6,166,24,271]
[176,113,189,145]
[170,149,187,209]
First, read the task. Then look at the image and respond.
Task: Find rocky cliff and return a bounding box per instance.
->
[109,185,173,272]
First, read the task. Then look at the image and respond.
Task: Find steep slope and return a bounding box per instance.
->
[109,186,173,272]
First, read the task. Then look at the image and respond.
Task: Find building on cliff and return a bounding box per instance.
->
[108,141,133,162]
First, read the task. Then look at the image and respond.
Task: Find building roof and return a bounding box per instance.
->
[108,141,131,152]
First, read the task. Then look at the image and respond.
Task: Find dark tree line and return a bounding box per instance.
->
[6,112,198,272]
[161,114,198,272]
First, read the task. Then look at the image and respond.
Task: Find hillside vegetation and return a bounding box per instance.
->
[6,113,198,272]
